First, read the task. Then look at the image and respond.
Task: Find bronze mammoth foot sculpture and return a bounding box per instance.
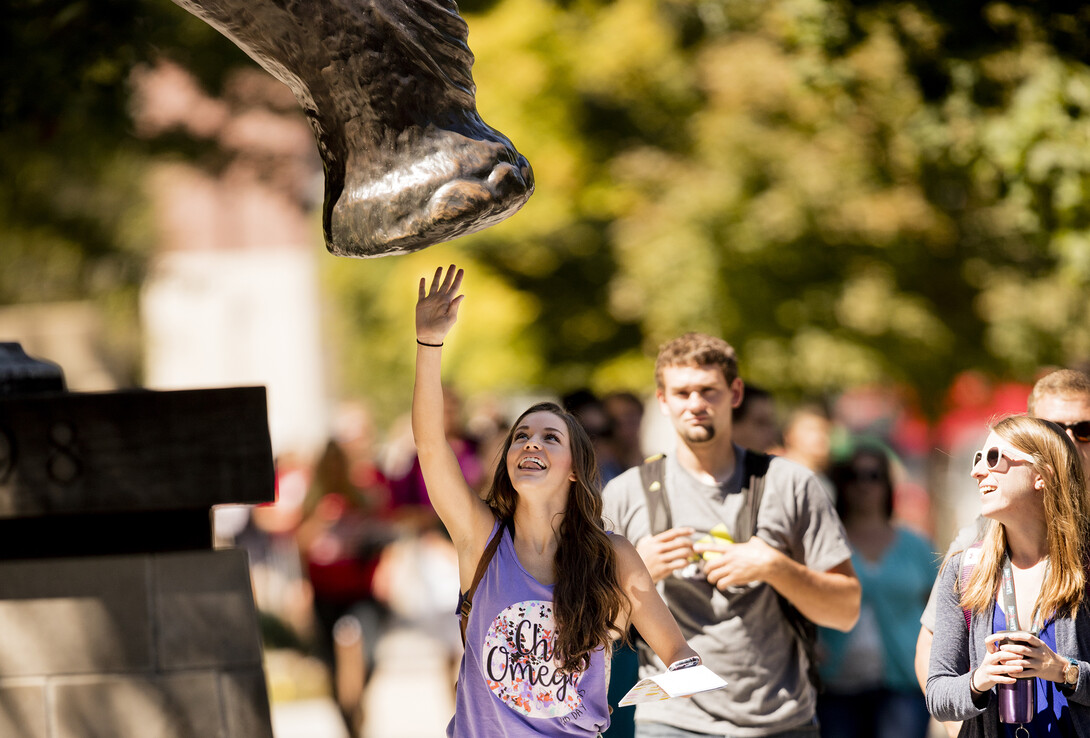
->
[172,0,534,257]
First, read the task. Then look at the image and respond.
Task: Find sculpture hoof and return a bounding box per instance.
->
[326,130,534,258]
[172,0,535,258]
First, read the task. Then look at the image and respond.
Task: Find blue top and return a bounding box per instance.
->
[818,527,937,692]
[993,608,1074,737]
[448,520,611,737]
[925,549,1090,738]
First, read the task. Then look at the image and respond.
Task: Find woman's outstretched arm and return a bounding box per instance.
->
[613,535,699,668]
[413,265,495,574]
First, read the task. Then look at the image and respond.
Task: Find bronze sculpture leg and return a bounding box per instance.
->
[172,0,534,257]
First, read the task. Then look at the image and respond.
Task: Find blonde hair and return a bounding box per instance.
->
[960,415,1090,623]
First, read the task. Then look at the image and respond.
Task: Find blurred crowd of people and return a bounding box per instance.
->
[223,389,495,734]
[215,376,959,737]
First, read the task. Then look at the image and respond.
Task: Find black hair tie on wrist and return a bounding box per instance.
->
[416,339,444,347]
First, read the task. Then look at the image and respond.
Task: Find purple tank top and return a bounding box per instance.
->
[447,521,611,737]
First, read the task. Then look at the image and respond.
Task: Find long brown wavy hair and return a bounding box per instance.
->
[485,401,631,673]
[960,416,1090,623]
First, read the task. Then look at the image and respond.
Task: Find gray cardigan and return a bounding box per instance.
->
[925,551,1090,737]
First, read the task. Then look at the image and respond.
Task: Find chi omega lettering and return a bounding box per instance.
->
[482,600,588,718]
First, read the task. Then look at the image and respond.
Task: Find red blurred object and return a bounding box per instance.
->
[935,372,1033,450]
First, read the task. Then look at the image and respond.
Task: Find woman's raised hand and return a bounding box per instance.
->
[416,265,465,345]
[412,264,486,549]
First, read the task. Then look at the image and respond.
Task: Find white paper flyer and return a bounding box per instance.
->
[618,664,728,706]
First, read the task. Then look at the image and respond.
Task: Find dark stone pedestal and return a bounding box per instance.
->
[0,344,276,737]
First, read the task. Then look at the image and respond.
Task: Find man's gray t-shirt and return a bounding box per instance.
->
[602,449,852,737]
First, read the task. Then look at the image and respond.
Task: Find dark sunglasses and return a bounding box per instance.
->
[847,468,884,483]
[972,446,1033,472]
[1053,420,1090,444]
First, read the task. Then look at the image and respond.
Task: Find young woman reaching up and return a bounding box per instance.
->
[413,265,700,737]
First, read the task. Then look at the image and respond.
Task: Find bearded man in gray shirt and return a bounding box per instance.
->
[602,332,861,737]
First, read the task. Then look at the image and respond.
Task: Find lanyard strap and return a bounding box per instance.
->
[998,552,1045,633]
[999,554,1021,630]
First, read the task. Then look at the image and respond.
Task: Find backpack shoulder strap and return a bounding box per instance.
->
[634,454,668,665]
[639,454,669,534]
[458,519,508,646]
[642,451,772,537]
[960,540,984,630]
[742,451,823,690]
[738,450,772,541]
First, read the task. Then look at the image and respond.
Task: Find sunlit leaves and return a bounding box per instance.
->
[7,0,1090,419]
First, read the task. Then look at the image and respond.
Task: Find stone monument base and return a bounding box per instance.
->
[0,549,273,738]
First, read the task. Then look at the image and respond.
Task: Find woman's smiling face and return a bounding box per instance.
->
[971,430,1045,524]
[506,411,575,493]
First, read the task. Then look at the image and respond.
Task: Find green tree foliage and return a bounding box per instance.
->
[330,0,1090,417]
[4,0,1090,416]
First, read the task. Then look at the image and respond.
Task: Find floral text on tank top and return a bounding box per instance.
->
[483,599,587,719]
[450,521,609,737]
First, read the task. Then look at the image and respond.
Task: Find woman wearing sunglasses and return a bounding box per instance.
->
[926,415,1090,737]
[816,447,937,738]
